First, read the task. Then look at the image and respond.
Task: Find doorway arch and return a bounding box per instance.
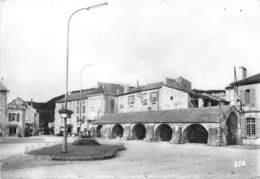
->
[155,124,173,141]
[183,124,208,144]
[132,123,146,140]
[96,125,102,137]
[111,124,124,138]
[226,112,238,145]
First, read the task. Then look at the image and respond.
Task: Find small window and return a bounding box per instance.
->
[141,93,148,105]
[77,106,79,113]
[128,95,135,105]
[170,96,173,100]
[150,92,158,104]
[83,106,86,113]
[17,114,20,122]
[246,118,256,137]
[245,89,250,105]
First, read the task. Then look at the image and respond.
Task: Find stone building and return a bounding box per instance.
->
[93,106,240,145]
[7,97,39,137]
[0,81,8,136]
[92,77,234,146]
[225,67,260,145]
[54,82,124,135]
[116,77,226,114]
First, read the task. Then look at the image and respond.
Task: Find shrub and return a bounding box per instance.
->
[72,137,100,146]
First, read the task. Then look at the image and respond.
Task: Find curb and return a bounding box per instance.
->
[24,146,125,161]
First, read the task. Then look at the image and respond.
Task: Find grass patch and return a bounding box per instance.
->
[26,143,125,161]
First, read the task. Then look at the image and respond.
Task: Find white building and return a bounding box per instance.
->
[54,82,124,135]
[225,67,260,145]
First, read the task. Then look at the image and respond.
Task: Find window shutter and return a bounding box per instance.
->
[250,88,256,107]
[239,90,245,105]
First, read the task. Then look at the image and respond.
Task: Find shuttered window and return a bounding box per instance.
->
[246,118,256,137]
[240,88,256,107]
[150,92,158,104]
[128,95,135,105]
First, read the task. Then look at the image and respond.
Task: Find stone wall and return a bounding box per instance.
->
[93,122,226,146]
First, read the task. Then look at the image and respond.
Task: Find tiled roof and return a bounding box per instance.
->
[8,97,29,110]
[0,82,8,92]
[102,82,124,94]
[192,89,225,94]
[57,82,124,103]
[117,82,164,96]
[93,106,233,124]
[230,73,260,86]
[57,87,104,103]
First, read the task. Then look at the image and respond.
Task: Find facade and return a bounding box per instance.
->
[116,77,226,113]
[54,82,124,135]
[92,76,234,146]
[93,106,239,146]
[225,68,260,145]
[0,81,8,136]
[27,94,64,135]
[7,98,39,137]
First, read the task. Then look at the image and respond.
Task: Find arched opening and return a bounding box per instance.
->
[226,112,238,145]
[132,123,146,140]
[111,124,124,138]
[183,124,208,144]
[96,125,102,137]
[155,124,173,141]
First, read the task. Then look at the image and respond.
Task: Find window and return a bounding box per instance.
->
[170,96,173,100]
[246,118,256,137]
[77,106,79,113]
[17,114,20,122]
[83,106,86,113]
[245,89,250,105]
[82,116,85,123]
[9,113,14,121]
[128,95,135,105]
[8,113,19,122]
[150,92,158,104]
[141,93,148,105]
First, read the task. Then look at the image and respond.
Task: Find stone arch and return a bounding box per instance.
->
[96,125,102,137]
[111,124,124,138]
[183,124,208,144]
[226,112,238,145]
[132,123,146,140]
[155,123,173,141]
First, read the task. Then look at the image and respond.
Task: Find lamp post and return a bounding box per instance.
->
[63,2,108,153]
[79,61,101,136]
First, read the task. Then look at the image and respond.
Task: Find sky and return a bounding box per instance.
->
[1,0,260,102]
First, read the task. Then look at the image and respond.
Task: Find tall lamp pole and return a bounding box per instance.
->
[63,2,108,153]
[79,61,101,136]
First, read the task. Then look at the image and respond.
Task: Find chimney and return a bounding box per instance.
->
[116,88,120,94]
[124,85,130,93]
[97,82,103,88]
[30,98,33,107]
[237,66,247,80]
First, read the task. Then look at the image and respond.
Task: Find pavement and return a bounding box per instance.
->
[0,136,260,179]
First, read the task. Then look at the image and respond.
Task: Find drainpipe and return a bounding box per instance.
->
[157,89,160,111]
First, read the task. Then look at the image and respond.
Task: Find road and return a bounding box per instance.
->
[0,136,260,179]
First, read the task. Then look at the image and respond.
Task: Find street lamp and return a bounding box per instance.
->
[63,2,108,153]
[79,61,101,136]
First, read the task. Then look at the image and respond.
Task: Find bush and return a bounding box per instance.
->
[73,137,100,146]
